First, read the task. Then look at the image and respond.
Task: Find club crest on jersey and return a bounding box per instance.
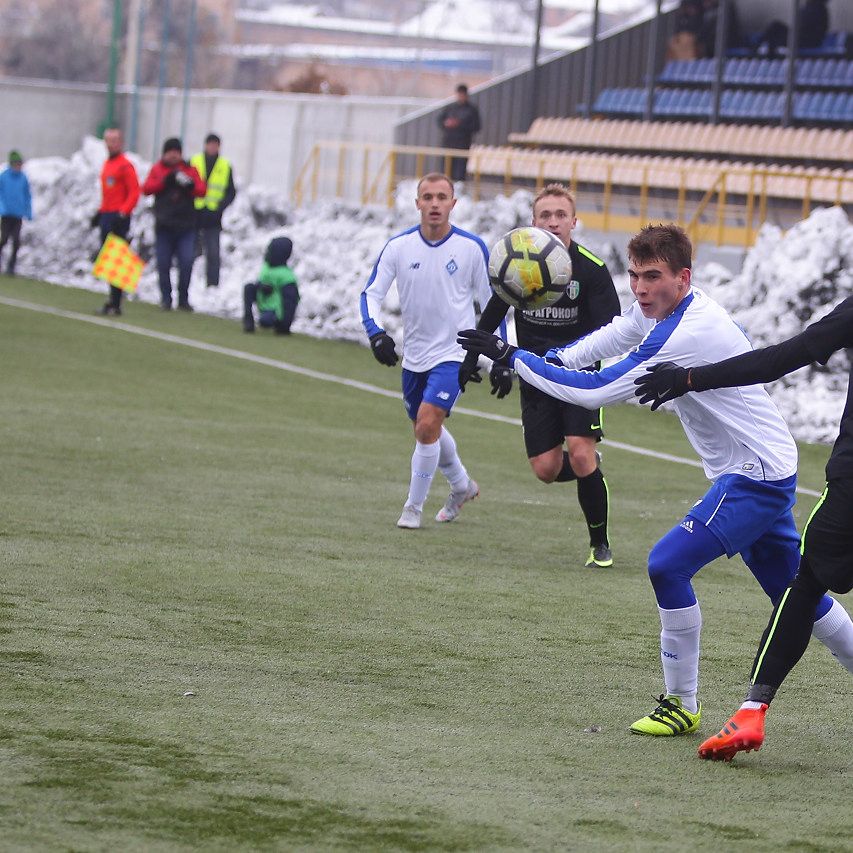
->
[567,279,580,300]
[445,259,458,275]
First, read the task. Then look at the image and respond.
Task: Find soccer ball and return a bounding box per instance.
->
[488,227,572,310]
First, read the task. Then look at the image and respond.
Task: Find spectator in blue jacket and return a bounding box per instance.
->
[0,150,33,276]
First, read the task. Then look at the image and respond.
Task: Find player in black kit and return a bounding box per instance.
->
[635,295,853,761]
[460,184,621,567]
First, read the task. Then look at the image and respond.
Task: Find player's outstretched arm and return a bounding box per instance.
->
[633,304,853,409]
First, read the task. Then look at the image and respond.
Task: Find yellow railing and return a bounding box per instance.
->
[292,141,853,248]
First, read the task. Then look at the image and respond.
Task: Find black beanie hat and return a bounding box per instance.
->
[162,137,182,155]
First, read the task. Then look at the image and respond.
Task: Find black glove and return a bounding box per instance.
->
[369,332,398,367]
[634,361,691,411]
[89,211,101,229]
[490,364,514,399]
[456,329,517,366]
[109,214,129,238]
[458,353,482,392]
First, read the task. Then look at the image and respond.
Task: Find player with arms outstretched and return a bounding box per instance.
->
[635,297,853,760]
[458,223,853,736]
[360,173,494,529]
[459,184,621,568]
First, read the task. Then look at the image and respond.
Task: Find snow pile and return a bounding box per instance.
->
[697,207,853,444]
[10,139,853,444]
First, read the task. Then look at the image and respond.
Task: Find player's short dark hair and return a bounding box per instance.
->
[533,183,576,216]
[456,84,469,94]
[205,133,221,145]
[416,173,454,196]
[627,223,693,273]
[162,137,182,154]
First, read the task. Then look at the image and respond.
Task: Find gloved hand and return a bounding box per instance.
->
[369,332,398,367]
[174,169,193,187]
[109,214,129,237]
[634,361,691,411]
[89,211,101,229]
[457,329,517,366]
[490,364,514,399]
[458,353,482,392]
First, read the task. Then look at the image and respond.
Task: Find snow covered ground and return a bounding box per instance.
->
[9,138,853,445]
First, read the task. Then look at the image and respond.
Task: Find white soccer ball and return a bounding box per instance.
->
[488,227,572,310]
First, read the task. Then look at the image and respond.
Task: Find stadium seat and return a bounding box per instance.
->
[799,31,850,58]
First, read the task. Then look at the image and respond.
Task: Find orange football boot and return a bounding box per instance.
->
[698,705,768,761]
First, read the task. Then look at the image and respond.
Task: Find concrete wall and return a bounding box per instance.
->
[0,77,425,191]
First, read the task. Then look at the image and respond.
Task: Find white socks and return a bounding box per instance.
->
[812,598,853,675]
[659,603,702,713]
[437,426,469,493]
[406,440,440,511]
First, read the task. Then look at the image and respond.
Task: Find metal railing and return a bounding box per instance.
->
[292,140,853,248]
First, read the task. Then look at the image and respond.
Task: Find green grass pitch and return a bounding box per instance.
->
[0,276,850,852]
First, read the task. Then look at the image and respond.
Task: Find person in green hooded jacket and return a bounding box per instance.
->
[243,236,299,334]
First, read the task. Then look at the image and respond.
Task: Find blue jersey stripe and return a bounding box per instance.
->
[514,292,695,390]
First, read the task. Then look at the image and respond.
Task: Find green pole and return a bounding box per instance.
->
[101,0,123,134]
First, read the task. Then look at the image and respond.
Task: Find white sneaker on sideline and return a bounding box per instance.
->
[435,479,479,523]
[397,505,422,529]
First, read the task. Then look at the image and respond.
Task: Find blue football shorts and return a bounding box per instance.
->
[686,472,799,558]
[401,361,461,421]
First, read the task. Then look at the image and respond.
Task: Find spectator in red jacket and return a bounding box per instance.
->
[92,127,140,316]
[142,137,205,311]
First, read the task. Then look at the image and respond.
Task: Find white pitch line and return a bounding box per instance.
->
[0,294,822,499]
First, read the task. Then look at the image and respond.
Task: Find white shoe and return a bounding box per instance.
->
[435,478,479,523]
[397,505,422,529]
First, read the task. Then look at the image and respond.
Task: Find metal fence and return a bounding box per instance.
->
[293,139,853,248]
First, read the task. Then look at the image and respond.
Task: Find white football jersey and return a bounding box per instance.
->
[361,225,493,372]
[513,287,798,483]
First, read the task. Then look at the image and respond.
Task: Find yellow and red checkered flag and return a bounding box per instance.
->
[92,234,144,293]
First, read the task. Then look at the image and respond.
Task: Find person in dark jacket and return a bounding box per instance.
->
[243,236,299,335]
[0,150,33,276]
[141,138,206,311]
[437,84,482,182]
[756,0,829,58]
[191,133,236,288]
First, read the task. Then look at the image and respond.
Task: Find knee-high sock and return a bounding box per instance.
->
[577,467,609,547]
[658,603,702,713]
[812,597,853,675]
[747,562,827,705]
[437,427,468,493]
[406,440,440,511]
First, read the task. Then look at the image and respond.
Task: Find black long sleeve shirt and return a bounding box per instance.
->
[690,296,853,479]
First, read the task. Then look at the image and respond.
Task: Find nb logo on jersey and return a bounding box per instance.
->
[662,650,679,659]
[437,391,450,400]
[741,462,755,471]
[445,259,458,275]
[409,262,420,269]
[680,519,694,533]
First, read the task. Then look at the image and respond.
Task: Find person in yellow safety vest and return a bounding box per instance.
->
[190,133,236,288]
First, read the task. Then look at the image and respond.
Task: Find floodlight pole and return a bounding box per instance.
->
[180,0,197,142]
[643,0,663,122]
[152,0,172,162]
[782,0,799,127]
[582,0,601,118]
[127,0,146,152]
[528,0,545,128]
[102,0,123,134]
[709,0,729,124]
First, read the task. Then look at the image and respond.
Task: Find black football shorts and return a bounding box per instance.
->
[519,377,603,459]
[801,477,853,595]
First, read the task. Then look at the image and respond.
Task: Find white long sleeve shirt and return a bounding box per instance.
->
[512,287,798,483]
[360,224,493,372]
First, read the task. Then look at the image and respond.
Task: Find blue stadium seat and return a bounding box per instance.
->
[658,61,682,84]
[799,31,850,58]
